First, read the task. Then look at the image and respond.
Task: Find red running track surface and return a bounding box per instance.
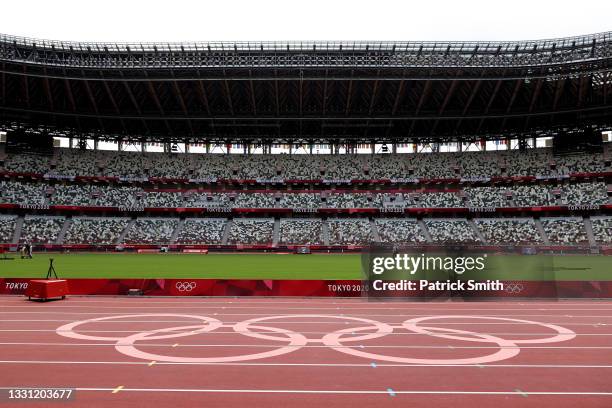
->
[0,296,611,407]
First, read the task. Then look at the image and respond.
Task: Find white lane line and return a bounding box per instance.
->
[0,319,608,326]
[2,305,612,311]
[4,311,612,318]
[515,388,529,397]
[2,328,612,336]
[2,342,612,350]
[8,387,612,396]
[1,360,612,368]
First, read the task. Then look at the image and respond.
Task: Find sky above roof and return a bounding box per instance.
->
[3,0,610,43]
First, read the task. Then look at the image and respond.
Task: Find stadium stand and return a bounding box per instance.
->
[414,192,463,208]
[1,147,610,180]
[563,182,609,206]
[425,220,480,244]
[0,215,16,243]
[0,181,47,206]
[19,216,65,244]
[375,219,427,243]
[542,218,590,244]
[591,217,612,244]
[327,219,373,245]
[64,217,130,245]
[511,185,557,207]
[475,218,542,244]
[227,219,274,245]
[175,218,227,244]
[465,187,507,208]
[123,218,178,244]
[279,219,324,245]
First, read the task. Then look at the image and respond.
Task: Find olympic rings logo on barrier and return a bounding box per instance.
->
[175,282,197,292]
[505,283,524,294]
[55,313,576,365]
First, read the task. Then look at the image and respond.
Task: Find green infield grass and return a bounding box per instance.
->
[0,252,610,280]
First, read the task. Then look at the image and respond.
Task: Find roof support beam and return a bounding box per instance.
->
[453,79,482,133]
[475,78,504,134]
[431,76,460,134]
[172,81,194,136]
[506,79,523,114]
[322,74,328,116]
[1,62,5,106]
[169,69,194,136]
[222,75,235,115]
[120,72,150,134]
[196,70,215,136]
[274,75,280,116]
[408,80,431,135]
[144,77,172,135]
[385,79,406,138]
[345,76,354,116]
[63,76,76,112]
[99,73,127,134]
[42,67,54,112]
[391,80,405,116]
[577,75,589,108]
[604,72,609,105]
[249,73,257,116]
[552,77,566,111]
[523,77,544,130]
[368,77,379,115]
[81,70,105,132]
[499,79,523,131]
[414,80,431,115]
[2,105,608,121]
[22,65,30,108]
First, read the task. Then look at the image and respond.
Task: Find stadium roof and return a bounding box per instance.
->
[0,32,611,143]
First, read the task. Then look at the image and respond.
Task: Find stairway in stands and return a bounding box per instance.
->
[170,219,185,244]
[322,220,330,246]
[370,219,381,242]
[221,219,233,245]
[468,219,487,244]
[272,218,280,246]
[11,216,24,245]
[55,217,72,245]
[534,219,551,245]
[417,220,433,243]
[583,217,598,247]
[117,219,136,244]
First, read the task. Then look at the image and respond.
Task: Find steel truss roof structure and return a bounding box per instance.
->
[0,32,611,143]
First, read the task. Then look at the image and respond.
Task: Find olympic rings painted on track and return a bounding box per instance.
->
[55,314,222,342]
[402,315,576,344]
[55,313,576,365]
[117,324,308,363]
[233,314,394,343]
[323,325,520,365]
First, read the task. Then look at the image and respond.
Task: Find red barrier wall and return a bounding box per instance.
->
[2,278,612,298]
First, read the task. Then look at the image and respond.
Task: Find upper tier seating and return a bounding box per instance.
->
[2,147,609,179]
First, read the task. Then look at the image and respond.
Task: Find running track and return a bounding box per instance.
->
[1,296,612,407]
